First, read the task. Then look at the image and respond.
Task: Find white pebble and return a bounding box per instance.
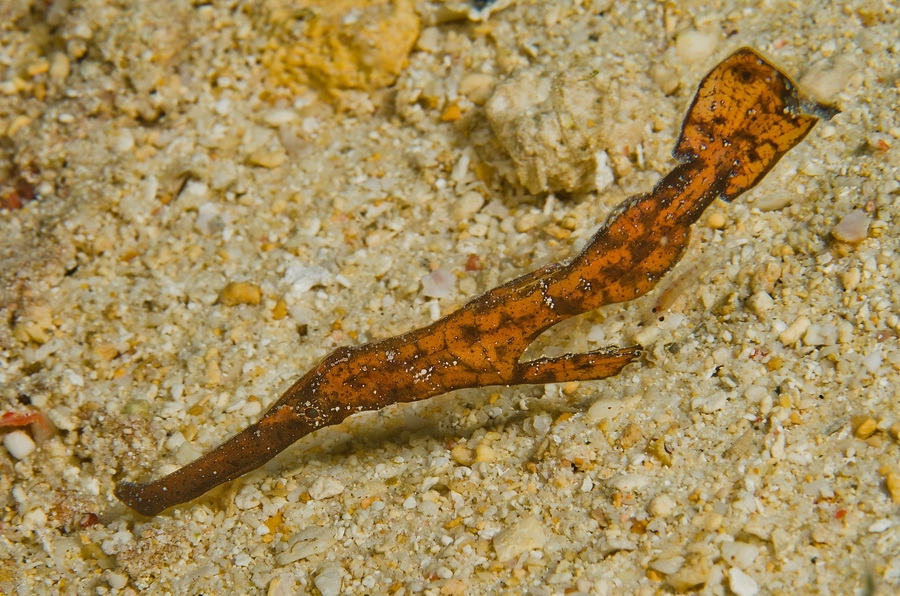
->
[747,292,774,315]
[314,566,345,596]
[675,29,719,64]
[648,494,677,518]
[842,267,861,292]
[721,541,759,569]
[453,190,485,221]
[174,441,202,466]
[214,97,231,116]
[492,516,548,561]
[753,191,795,212]
[276,526,338,565]
[633,325,659,346]
[107,572,128,590]
[308,476,345,500]
[531,412,553,435]
[832,209,870,243]
[692,390,728,413]
[650,555,685,575]
[415,26,441,54]
[261,108,297,126]
[586,397,623,422]
[267,575,297,596]
[458,73,496,105]
[421,267,456,298]
[778,315,810,345]
[803,323,837,346]
[23,507,47,528]
[580,475,594,492]
[608,473,651,492]
[594,150,615,192]
[863,349,883,374]
[164,431,186,452]
[111,129,135,153]
[729,567,760,596]
[3,430,36,459]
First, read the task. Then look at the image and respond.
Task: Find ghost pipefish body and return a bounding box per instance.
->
[116,48,837,516]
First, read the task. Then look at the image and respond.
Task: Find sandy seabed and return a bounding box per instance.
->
[1,1,899,594]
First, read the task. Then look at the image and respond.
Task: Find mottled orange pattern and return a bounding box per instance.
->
[116,48,836,516]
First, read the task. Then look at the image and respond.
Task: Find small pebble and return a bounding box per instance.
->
[666,555,711,591]
[884,472,900,504]
[747,291,774,315]
[778,315,810,345]
[608,473,651,492]
[753,190,794,212]
[458,73,496,105]
[721,541,758,569]
[450,444,475,466]
[729,567,760,596]
[707,212,726,229]
[107,572,128,590]
[261,108,297,126]
[415,26,441,54]
[803,323,837,346]
[308,476,344,500]
[841,267,861,291]
[314,566,345,596]
[832,209,870,243]
[810,525,832,544]
[272,299,288,320]
[515,211,541,233]
[492,516,547,561]
[453,191,485,221]
[586,398,623,422]
[421,268,456,298]
[852,415,877,439]
[247,148,287,169]
[23,508,47,528]
[27,59,49,76]
[111,129,135,153]
[218,281,262,306]
[868,519,892,533]
[276,526,338,565]
[474,443,496,463]
[888,421,900,441]
[594,150,615,192]
[3,430,36,460]
[691,511,723,531]
[650,555,685,575]
[675,29,719,64]
[267,574,297,596]
[49,52,71,83]
[618,423,642,449]
[175,441,203,466]
[649,62,679,95]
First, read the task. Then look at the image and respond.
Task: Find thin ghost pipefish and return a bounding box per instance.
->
[116,48,837,516]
